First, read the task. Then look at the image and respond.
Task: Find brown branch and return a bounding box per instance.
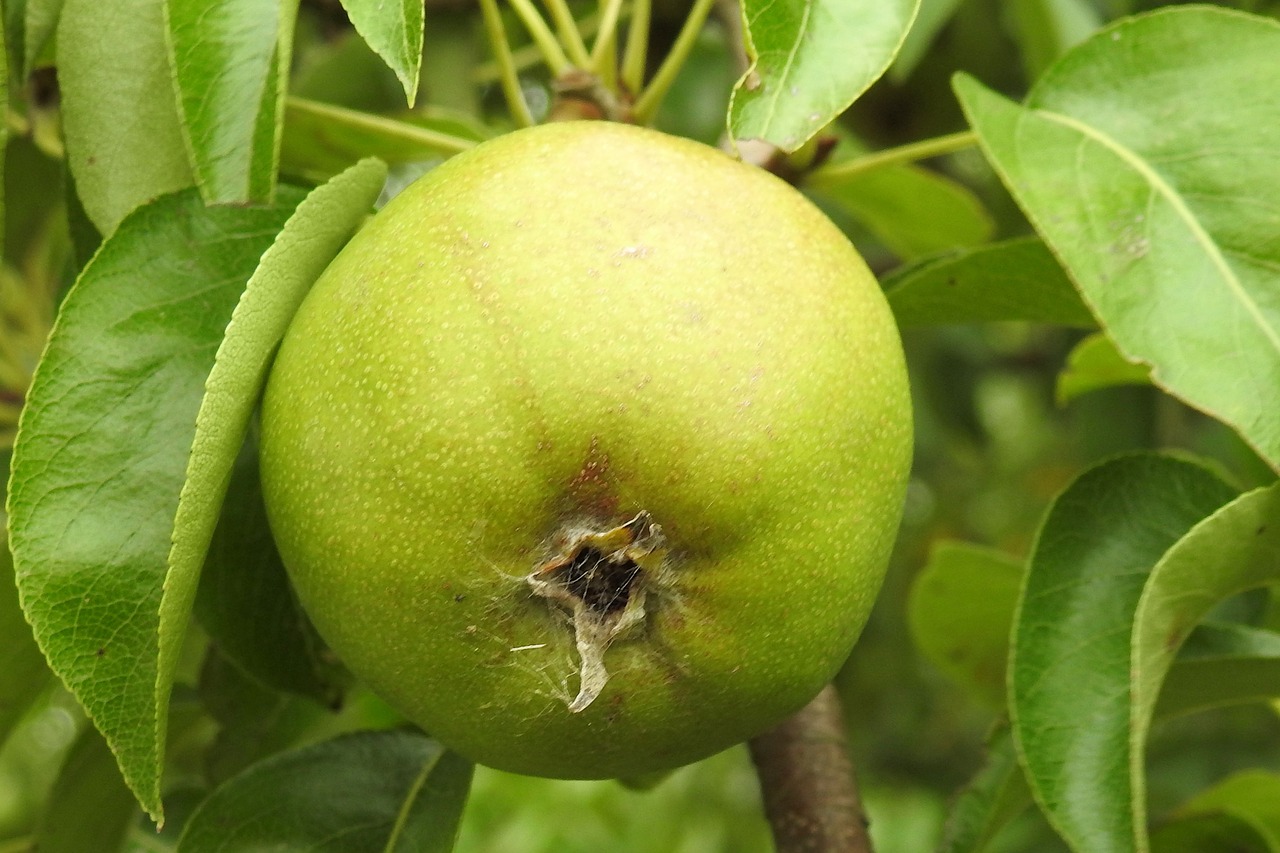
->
[748,685,874,853]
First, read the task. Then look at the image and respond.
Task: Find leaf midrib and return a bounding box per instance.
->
[1037,108,1280,358]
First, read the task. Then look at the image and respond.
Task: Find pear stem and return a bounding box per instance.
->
[507,0,573,75]
[590,0,626,75]
[807,131,978,186]
[748,685,875,853]
[542,0,593,68]
[620,0,651,95]
[631,0,716,123]
[479,0,537,126]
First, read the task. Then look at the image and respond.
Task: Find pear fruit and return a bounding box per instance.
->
[260,120,912,779]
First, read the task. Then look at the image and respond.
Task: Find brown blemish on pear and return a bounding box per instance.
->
[528,511,668,712]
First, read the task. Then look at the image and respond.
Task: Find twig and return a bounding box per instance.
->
[478,0,537,126]
[808,131,978,186]
[630,0,716,122]
[542,0,593,68]
[748,685,874,853]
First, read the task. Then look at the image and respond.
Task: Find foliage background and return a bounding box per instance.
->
[3,0,1280,851]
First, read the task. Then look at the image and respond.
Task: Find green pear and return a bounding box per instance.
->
[260,120,912,779]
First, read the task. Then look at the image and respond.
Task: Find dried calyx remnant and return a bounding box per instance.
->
[528,511,668,712]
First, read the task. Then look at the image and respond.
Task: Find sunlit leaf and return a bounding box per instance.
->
[162,158,385,723]
[165,0,298,204]
[729,0,919,151]
[956,8,1280,472]
[340,0,424,106]
[7,188,303,819]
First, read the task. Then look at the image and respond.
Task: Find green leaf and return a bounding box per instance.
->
[340,0,424,106]
[1162,770,1280,849]
[907,541,1021,707]
[0,6,7,260]
[807,163,994,262]
[1,520,52,748]
[197,648,339,785]
[1010,453,1237,853]
[938,723,1034,853]
[1055,332,1151,405]
[6,188,303,819]
[165,0,298,205]
[1131,481,1280,837]
[1151,812,1274,853]
[884,237,1094,327]
[729,0,919,151]
[955,8,1280,472]
[281,97,480,183]
[57,0,193,235]
[33,726,139,853]
[161,158,386,728]
[194,434,336,704]
[1157,622,1280,720]
[177,729,474,852]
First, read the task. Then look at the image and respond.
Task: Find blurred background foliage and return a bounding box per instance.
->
[3,0,1280,850]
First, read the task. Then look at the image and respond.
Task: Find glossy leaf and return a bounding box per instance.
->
[0,524,52,748]
[178,729,474,852]
[807,163,993,262]
[6,188,303,819]
[907,541,1021,707]
[1011,453,1236,853]
[884,237,1094,327]
[281,98,480,182]
[33,726,138,853]
[956,8,1280,472]
[1130,481,1280,837]
[57,0,193,235]
[1055,332,1151,405]
[729,0,919,151]
[166,0,297,204]
[162,158,385,722]
[340,0,424,105]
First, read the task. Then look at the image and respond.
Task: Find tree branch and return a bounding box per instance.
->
[748,685,874,853]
